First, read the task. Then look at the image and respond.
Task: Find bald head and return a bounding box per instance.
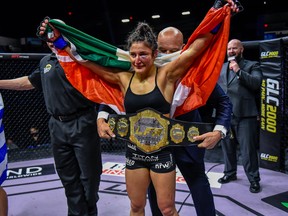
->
[227,39,244,58]
[228,39,243,48]
[157,27,184,54]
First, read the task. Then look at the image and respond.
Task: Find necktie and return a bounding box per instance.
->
[228,69,235,82]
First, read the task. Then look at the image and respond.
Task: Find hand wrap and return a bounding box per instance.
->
[36,16,52,42]
[53,35,69,50]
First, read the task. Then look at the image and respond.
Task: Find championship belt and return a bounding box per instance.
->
[108,108,214,154]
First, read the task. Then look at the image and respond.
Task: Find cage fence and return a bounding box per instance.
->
[0,53,125,163]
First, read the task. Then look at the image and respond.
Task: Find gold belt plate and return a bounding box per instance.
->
[129,109,169,153]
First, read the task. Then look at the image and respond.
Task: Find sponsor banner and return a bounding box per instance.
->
[259,38,283,170]
[7,164,55,180]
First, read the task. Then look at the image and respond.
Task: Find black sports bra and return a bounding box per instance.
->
[124,70,171,114]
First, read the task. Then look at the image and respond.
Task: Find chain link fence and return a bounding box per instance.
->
[0,53,125,163]
[1,48,287,172]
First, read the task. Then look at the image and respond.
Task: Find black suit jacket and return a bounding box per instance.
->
[217,58,263,118]
[198,83,232,130]
[177,83,232,162]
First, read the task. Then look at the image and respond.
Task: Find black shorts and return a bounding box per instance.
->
[125,143,176,173]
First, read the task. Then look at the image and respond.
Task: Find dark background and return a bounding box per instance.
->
[0,0,287,48]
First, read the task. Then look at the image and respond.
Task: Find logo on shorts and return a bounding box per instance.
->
[126,158,135,166]
[155,161,173,169]
[132,153,159,162]
[127,143,137,151]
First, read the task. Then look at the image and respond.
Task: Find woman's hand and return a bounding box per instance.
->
[36,17,61,42]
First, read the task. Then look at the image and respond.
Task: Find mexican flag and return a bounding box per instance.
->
[48,5,231,117]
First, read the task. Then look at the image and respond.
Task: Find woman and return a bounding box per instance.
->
[39,1,238,215]
[85,23,184,216]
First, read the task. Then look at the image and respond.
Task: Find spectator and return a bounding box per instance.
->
[6,137,19,150]
[217,39,263,193]
[28,127,43,148]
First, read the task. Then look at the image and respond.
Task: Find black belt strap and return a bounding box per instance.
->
[108,108,214,154]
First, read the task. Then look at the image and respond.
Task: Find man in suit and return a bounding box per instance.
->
[217,39,263,193]
[97,26,233,216]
